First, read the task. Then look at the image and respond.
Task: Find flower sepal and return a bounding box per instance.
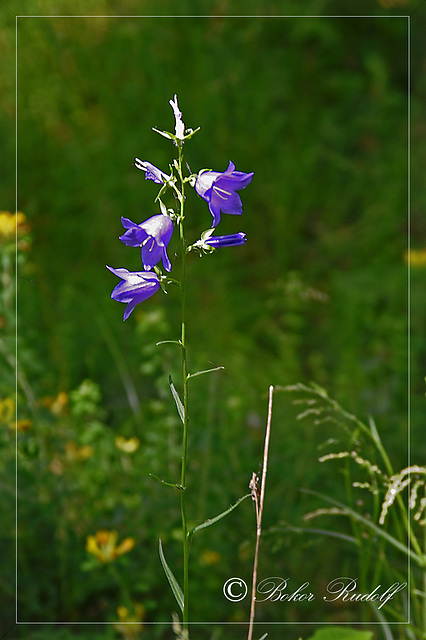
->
[151,125,201,146]
[153,265,181,294]
[187,229,216,256]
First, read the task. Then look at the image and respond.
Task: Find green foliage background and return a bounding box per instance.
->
[1,0,425,638]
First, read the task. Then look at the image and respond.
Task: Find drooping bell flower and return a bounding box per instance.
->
[106,266,160,320]
[195,161,254,227]
[119,214,173,272]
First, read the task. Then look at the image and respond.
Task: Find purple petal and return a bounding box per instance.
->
[134,159,168,184]
[106,266,160,320]
[119,215,173,271]
[205,233,246,247]
[141,239,163,271]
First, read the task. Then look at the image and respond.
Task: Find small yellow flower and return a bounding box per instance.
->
[0,211,31,245]
[51,391,69,415]
[40,391,69,415]
[199,549,221,566]
[404,248,426,267]
[1,398,31,431]
[114,603,145,639]
[14,419,32,432]
[86,529,135,563]
[0,398,15,425]
[115,435,140,454]
[65,441,94,461]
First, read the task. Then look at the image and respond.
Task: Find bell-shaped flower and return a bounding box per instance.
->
[195,161,254,227]
[188,230,246,254]
[205,232,247,248]
[119,214,173,272]
[106,266,160,321]
[134,159,170,184]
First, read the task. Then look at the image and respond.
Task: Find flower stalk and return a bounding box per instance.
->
[106,95,253,635]
[176,141,191,631]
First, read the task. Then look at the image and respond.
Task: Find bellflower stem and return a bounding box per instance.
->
[176,142,190,633]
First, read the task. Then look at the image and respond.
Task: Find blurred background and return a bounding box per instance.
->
[1,0,425,638]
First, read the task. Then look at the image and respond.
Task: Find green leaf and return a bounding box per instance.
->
[305,628,373,640]
[278,522,359,547]
[187,366,224,380]
[189,494,251,537]
[169,376,185,424]
[258,634,269,640]
[158,539,184,613]
[156,339,183,347]
[149,473,184,491]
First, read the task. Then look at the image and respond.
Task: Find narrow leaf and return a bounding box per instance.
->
[149,473,184,491]
[156,339,182,347]
[169,376,185,424]
[187,366,224,380]
[258,635,269,640]
[159,539,184,612]
[277,522,359,546]
[189,494,251,537]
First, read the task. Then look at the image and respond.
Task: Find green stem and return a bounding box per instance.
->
[177,143,190,634]
[108,562,132,606]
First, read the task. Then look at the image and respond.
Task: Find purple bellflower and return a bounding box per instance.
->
[119,214,173,272]
[188,230,246,254]
[195,161,254,227]
[106,266,160,321]
[134,159,169,184]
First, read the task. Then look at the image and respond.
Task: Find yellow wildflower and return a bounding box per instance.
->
[199,549,221,566]
[51,391,69,415]
[115,435,140,453]
[0,398,31,431]
[114,603,145,639]
[0,398,15,425]
[65,441,94,461]
[14,419,32,432]
[86,529,135,563]
[0,211,31,247]
[404,248,426,267]
[40,391,69,415]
